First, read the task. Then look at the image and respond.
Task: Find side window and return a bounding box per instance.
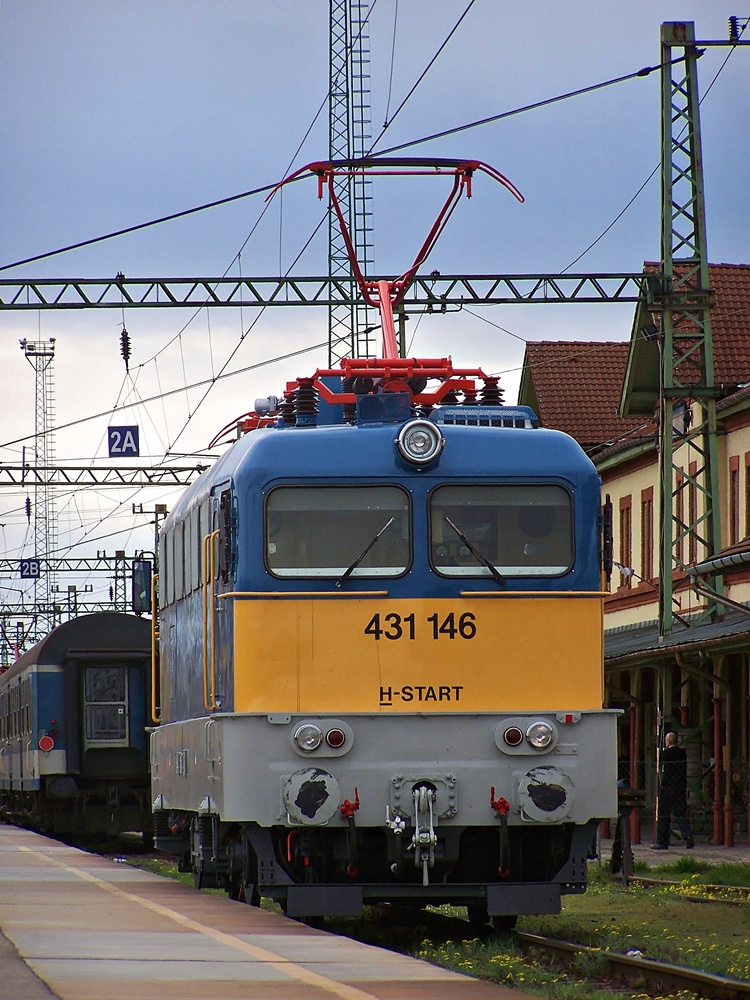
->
[174,521,185,600]
[188,507,198,592]
[219,489,235,584]
[166,530,176,605]
[158,532,168,607]
[199,500,210,585]
[23,677,31,734]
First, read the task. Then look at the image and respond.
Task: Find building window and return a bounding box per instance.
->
[641,487,654,581]
[675,470,685,564]
[729,456,740,546]
[688,461,698,564]
[619,495,632,589]
[744,452,750,539]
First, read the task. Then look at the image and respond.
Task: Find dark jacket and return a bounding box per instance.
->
[660,744,688,798]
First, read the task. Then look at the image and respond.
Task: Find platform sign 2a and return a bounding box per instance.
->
[108,426,140,458]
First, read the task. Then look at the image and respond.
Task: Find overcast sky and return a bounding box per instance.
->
[0,1,747,605]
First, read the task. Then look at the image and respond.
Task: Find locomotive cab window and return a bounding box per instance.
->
[266,486,410,578]
[430,484,573,577]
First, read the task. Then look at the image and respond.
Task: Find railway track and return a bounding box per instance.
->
[631,875,750,906]
[516,930,750,1000]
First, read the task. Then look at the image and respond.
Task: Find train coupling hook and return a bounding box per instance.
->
[411,785,437,887]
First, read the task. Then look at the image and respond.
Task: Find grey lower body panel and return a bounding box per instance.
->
[282,882,561,917]
[286,885,364,918]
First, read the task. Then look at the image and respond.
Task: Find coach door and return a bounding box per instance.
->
[82,664,129,750]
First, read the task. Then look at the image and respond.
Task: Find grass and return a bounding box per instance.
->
[523,874,750,983]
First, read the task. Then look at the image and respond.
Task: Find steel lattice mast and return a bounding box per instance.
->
[20,338,58,635]
[657,22,721,635]
[329,0,375,363]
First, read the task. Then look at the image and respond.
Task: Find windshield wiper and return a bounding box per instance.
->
[443,516,507,587]
[336,516,396,589]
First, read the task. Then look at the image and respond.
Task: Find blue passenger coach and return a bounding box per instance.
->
[0,612,152,840]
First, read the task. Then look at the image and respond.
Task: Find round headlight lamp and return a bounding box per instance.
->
[293,724,323,752]
[396,420,444,466]
[526,721,555,750]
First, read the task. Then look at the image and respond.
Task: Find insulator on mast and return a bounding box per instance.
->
[728,16,739,43]
[25,496,32,522]
[120,327,132,371]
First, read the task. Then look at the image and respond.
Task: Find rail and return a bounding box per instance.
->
[516,931,750,1000]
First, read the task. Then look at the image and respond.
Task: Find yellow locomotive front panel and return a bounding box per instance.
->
[232,593,604,714]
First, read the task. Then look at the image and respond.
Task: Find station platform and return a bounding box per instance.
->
[0,825,520,1000]
[601,827,750,870]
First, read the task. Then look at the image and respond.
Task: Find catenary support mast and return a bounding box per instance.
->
[20,338,58,635]
[657,21,722,636]
[329,0,375,363]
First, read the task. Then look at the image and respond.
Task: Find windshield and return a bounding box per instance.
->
[430,484,573,578]
[266,486,410,579]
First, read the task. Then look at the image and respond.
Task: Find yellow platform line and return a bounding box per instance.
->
[18,845,378,1000]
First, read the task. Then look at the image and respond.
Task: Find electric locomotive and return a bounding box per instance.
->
[151,158,618,925]
[0,612,153,841]
[151,360,618,923]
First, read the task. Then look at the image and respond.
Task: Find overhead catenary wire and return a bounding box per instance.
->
[560,25,745,272]
[369,57,683,158]
[0,339,330,452]
[369,0,477,151]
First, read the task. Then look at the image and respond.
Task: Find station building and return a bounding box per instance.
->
[518,262,750,847]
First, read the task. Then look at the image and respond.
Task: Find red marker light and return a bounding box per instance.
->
[503,727,524,747]
[39,735,55,752]
[326,728,346,748]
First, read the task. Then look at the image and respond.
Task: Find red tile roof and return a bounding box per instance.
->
[518,341,650,454]
[519,263,750,453]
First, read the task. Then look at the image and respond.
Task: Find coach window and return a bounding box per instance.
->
[430,484,573,577]
[84,666,128,748]
[266,486,410,578]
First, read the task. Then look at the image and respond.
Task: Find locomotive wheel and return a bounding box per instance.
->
[491,914,518,932]
[229,877,260,907]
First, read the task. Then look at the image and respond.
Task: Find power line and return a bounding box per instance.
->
[0,177,299,274]
[0,340,329,451]
[369,58,678,157]
[368,0,476,152]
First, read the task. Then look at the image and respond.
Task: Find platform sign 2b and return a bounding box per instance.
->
[20,558,40,579]
[108,426,140,458]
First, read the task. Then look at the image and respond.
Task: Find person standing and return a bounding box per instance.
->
[650,731,694,850]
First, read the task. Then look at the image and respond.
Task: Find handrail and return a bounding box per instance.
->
[150,573,161,724]
[202,531,220,711]
[209,531,219,711]
[459,590,609,598]
[217,590,389,599]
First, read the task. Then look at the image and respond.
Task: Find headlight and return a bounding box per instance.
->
[396,420,444,465]
[526,721,555,749]
[293,724,323,752]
